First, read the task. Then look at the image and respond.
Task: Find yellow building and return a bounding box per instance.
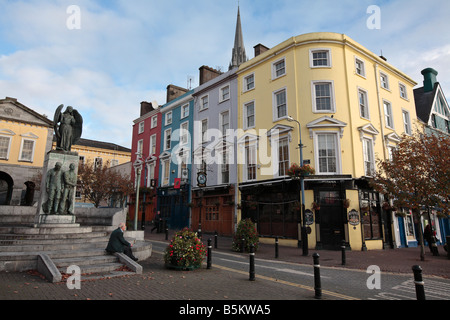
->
[0,97,53,205]
[236,33,418,250]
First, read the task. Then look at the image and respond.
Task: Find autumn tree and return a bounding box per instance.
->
[77,160,133,208]
[372,131,450,260]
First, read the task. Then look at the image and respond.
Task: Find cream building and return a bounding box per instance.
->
[236,33,418,250]
[0,97,53,205]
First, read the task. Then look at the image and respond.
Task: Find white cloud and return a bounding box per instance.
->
[1,0,449,148]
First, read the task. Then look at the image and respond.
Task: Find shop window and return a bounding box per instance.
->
[360,191,382,240]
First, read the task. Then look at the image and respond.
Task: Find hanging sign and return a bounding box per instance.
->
[304,209,314,225]
[348,209,360,226]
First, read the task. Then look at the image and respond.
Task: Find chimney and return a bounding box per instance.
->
[421,68,438,93]
[140,101,154,117]
[254,43,269,57]
[166,84,189,103]
[199,65,222,85]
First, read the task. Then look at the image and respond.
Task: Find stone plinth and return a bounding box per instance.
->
[35,150,79,225]
[37,214,79,227]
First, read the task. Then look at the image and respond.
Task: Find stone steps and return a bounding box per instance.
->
[0,223,152,281]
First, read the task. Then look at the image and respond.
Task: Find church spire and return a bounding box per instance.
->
[229,6,247,70]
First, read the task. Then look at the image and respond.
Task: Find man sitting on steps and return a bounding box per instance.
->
[106,222,138,261]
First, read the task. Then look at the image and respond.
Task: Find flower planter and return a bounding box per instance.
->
[164,228,206,272]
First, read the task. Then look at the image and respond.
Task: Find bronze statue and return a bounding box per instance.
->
[54,105,82,152]
[59,163,77,215]
[43,162,63,214]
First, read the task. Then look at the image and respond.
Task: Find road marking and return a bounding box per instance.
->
[217,257,329,278]
[214,264,360,300]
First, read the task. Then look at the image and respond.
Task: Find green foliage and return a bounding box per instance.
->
[164,228,206,269]
[232,218,259,252]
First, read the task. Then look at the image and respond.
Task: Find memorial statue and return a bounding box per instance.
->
[59,163,77,215]
[43,162,63,214]
[54,105,83,152]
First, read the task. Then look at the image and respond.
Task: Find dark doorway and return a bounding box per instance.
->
[318,191,344,249]
[0,172,13,205]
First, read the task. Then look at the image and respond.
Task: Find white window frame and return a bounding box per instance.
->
[181,103,189,119]
[147,161,155,187]
[151,115,158,128]
[149,134,157,155]
[402,110,412,135]
[0,135,12,160]
[380,71,390,90]
[355,57,366,77]
[219,84,230,103]
[137,139,144,156]
[244,143,257,182]
[273,87,288,121]
[94,157,103,170]
[138,121,145,134]
[180,121,189,146]
[312,80,336,113]
[243,73,255,92]
[164,128,172,150]
[310,48,332,68]
[358,88,370,120]
[19,138,36,162]
[220,110,230,136]
[201,118,208,144]
[399,83,408,100]
[313,131,341,175]
[165,111,172,126]
[272,57,286,80]
[244,101,255,130]
[383,100,394,129]
[199,94,209,111]
[363,137,375,177]
[161,158,170,187]
[275,136,290,177]
[218,149,230,185]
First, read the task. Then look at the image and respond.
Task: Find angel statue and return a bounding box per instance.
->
[54,105,83,152]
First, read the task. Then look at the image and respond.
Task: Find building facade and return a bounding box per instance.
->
[130,102,161,226]
[191,67,239,236]
[412,68,450,248]
[157,90,194,230]
[236,33,418,250]
[0,97,53,206]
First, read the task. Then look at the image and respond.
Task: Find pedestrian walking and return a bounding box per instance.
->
[151,211,161,233]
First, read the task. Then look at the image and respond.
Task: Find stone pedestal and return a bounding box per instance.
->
[37,214,79,227]
[35,150,79,226]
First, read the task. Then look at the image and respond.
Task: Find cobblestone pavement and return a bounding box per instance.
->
[0,228,448,303]
[0,252,332,301]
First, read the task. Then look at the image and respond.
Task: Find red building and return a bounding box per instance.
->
[129,101,161,228]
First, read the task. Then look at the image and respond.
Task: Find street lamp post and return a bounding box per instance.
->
[133,155,144,231]
[287,116,308,256]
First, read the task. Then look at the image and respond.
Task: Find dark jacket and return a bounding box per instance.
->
[106,228,131,253]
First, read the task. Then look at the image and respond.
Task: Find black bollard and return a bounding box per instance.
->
[412,265,426,300]
[207,238,212,269]
[341,240,346,266]
[241,237,245,253]
[313,253,322,299]
[249,244,255,281]
[275,237,279,259]
[165,227,168,240]
[214,231,218,249]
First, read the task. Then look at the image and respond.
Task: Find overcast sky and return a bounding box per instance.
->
[1,0,449,148]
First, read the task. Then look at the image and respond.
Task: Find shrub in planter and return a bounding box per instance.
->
[232,218,259,253]
[164,228,206,270]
